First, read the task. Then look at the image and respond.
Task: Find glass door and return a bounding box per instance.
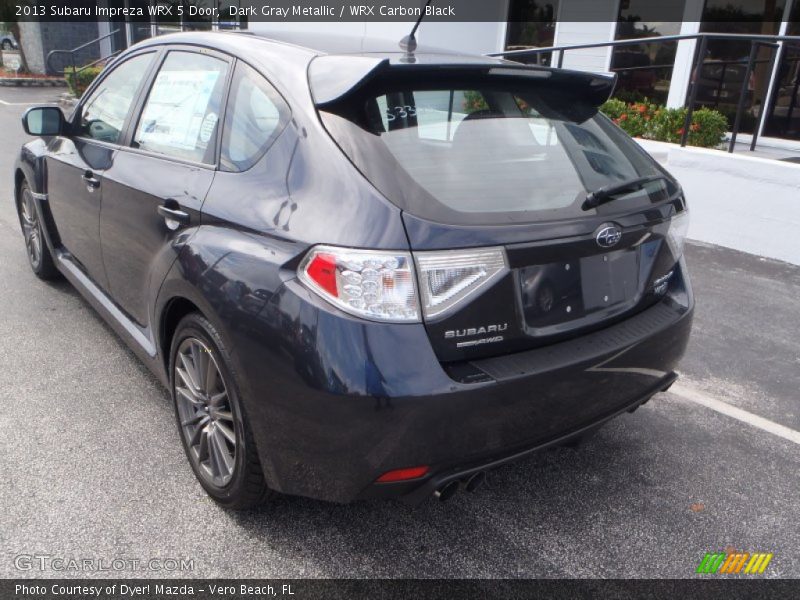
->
[693,0,788,134]
[610,0,688,105]
[505,0,560,65]
[763,6,800,141]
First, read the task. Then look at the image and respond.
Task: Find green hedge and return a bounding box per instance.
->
[64,66,103,97]
[600,98,729,148]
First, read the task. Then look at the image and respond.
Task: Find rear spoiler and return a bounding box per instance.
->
[309,55,617,114]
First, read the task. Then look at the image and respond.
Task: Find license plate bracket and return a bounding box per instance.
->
[580,249,640,310]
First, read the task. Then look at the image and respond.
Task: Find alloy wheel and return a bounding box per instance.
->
[174,337,238,488]
[20,188,42,269]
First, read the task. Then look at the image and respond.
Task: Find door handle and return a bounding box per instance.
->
[157,203,190,230]
[82,170,100,190]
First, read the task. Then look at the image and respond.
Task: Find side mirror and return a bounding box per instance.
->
[22,106,66,137]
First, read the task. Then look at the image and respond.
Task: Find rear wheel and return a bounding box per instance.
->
[1,41,13,50]
[169,313,273,509]
[18,181,58,280]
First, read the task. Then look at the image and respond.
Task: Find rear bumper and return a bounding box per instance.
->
[375,371,677,505]
[228,260,693,504]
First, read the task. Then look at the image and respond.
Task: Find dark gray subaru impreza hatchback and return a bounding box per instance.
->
[15,31,692,508]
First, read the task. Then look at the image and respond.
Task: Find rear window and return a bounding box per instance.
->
[319,76,674,225]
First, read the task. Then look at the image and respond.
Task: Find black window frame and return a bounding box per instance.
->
[218,59,292,173]
[71,49,161,149]
[123,45,235,169]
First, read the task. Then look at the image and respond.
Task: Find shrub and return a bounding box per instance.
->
[612,88,653,105]
[599,98,626,121]
[686,107,729,148]
[600,98,659,138]
[646,106,729,147]
[645,106,685,144]
[600,99,729,148]
[64,65,103,97]
[463,89,489,113]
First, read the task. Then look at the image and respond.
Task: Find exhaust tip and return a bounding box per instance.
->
[434,480,459,502]
[464,471,486,493]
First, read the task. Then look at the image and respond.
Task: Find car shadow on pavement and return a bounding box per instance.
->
[220,420,673,578]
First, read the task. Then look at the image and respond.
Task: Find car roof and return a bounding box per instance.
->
[129,30,510,108]
[128,31,613,113]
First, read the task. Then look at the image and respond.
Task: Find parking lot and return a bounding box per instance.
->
[1,86,798,578]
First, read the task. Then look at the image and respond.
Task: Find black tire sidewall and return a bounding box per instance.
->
[169,313,255,507]
[18,181,55,278]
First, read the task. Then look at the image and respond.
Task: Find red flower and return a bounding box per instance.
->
[619,113,628,121]
[677,128,685,135]
[690,123,701,132]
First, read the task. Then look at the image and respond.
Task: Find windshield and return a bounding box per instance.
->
[319,78,675,225]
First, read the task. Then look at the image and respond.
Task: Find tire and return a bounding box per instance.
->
[1,41,12,50]
[17,181,59,280]
[169,312,274,509]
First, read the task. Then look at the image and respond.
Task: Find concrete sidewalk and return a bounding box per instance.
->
[637,139,800,267]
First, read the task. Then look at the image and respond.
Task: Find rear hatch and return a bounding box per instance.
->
[312,55,688,363]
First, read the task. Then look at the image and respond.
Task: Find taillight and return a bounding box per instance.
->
[298,245,419,322]
[415,247,508,320]
[299,245,509,323]
[666,210,690,259]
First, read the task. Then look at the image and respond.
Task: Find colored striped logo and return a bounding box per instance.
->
[696,552,773,574]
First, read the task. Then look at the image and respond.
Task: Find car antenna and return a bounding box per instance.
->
[399,0,434,55]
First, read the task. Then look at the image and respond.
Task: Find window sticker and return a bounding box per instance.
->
[199,112,218,144]
[137,70,220,152]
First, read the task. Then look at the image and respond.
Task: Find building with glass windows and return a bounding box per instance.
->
[492,0,800,146]
[251,0,800,147]
[20,0,800,147]
[250,0,800,147]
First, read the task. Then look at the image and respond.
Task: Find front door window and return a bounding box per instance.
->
[79,52,155,144]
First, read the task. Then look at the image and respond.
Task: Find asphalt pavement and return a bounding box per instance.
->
[1,87,798,579]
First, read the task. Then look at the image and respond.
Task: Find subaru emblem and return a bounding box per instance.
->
[595,224,622,249]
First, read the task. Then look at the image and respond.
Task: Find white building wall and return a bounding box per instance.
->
[248,0,634,64]
[248,21,369,39]
[553,0,618,72]
[248,20,507,56]
[666,1,706,108]
[412,21,508,55]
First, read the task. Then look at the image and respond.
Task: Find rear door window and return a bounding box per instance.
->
[220,62,290,172]
[132,51,229,164]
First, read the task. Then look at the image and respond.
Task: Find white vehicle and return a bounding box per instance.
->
[1,32,18,51]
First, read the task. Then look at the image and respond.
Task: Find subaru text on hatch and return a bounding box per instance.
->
[14,31,693,508]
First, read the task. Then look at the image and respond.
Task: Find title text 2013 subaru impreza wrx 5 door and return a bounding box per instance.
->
[14,32,693,508]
